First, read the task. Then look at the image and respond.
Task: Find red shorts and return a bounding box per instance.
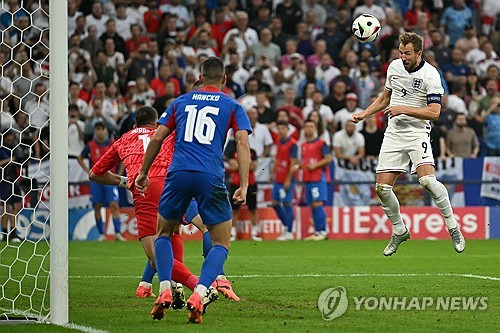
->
[131,176,165,239]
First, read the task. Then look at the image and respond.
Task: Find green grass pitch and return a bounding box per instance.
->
[1,239,499,332]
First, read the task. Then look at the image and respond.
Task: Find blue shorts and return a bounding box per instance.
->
[184,198,199,223]
[90,182,119,205]
[271,181,294,204]
[158,171,231,225]
[305,181,327,205]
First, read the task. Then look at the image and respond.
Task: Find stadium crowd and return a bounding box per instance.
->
[0,0,499,222]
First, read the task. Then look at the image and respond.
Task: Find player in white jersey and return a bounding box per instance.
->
[352,32,465,256]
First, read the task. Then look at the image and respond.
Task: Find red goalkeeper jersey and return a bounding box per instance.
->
[91,126,174,182]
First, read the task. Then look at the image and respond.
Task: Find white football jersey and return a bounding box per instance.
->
[385,59,444,134]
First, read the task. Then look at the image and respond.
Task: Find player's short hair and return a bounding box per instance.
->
[192,80,203,90]
[201,57,225,84]
[135,106,158,127]
[399,32,423,54]
[276,120,288,127]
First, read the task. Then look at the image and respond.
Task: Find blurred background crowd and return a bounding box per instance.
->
[0,0,498,183]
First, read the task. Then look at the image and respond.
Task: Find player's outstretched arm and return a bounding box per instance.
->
[136,124,170,192]
[384,103,441,121]
[352,88,391,123]
[89,170,129,189]
[233,130,250,205]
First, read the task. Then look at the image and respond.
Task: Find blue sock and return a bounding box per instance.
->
[283,205,294,232]
[112,217,121,234]
[203,232,225,276]
[141,261,156,283]
[95,218,104,234]
[199,245,228,288]
[154,236,173,282]
[312,206,326,232]
[273,204,287,227]
[202,232,212,258]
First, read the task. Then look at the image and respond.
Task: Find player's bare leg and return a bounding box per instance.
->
[416,164,465,253]
[109,201,125,241]
[93,203,106,241]
[230,209,238,241]
[191,214,239,302]
[150,214,179,320]
[250,209,262,241]
[187,220,232,324]
[136,235,156,298]
[376,172,410,256]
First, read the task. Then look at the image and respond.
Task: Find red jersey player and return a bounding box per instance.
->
[89,107,217,306]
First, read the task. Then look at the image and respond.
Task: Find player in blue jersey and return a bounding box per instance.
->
[136,57,251,324]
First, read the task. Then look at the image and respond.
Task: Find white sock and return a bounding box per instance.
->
[194,284,208,298]
[159,280,171,293]
[375,183,406,235]
[419,175,457,230]
[139,281,152,289]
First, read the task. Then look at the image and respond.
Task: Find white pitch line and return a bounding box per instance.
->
[59,273,500,281]
[56,322,109,333]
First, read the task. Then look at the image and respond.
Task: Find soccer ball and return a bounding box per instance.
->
[352,14,381,43]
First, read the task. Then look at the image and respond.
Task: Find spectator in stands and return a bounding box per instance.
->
[250,4,272,33]
[355,60,379,109]
[143,0,162,38]
[476,42,500,80]
[335,93,364,130]
[315,54,340,96]
[100,18,127,57]
[353,0,386,24]
[476,79,500,155]
[0,129,23,242]
[278,87,303,130]
[252,28,281,67]
[131,77,155,108]
[68,0,83,36]
[443,48,470,90]
[73,15,88,40]
[195,29,220,58]
[246,106,274,161]
[85,1,109,37]
[454,23,479,56]
[150,64,180,98]
[446,114,479,158]
[333,120,366,167]
[68,104,85,160]
[103,38,125,84]
[440,0,473,47]
[276,0,303,35]
[424,49,450,95]
[162,0,191,30]
[158,14,178,49]
[272,109,300,142]
[78,75,94,104]
[115,2,143,41]
[91,81,119,123]
[239,77,260,110]
[430,30,452,70]
[270,16,290,55]
[296,21,314,58]
[324,80,347,113]
[303,91,335,133]
[316,17,348,66]
[68,81,89,118]
[283,53,307,92]
[403,0,430,32]
[223,11,259,66]
[446,81,469,115]
[125,42,155,82]
[94,50,115,85]
[81,25,104,66]
[361,115,384,159]
[125,24,151,55]
[224,65,244,98]
[84,98,117,140]
[24,82,49,129]
[256,92,275,126]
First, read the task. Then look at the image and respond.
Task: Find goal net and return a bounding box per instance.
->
[0,0,67,324]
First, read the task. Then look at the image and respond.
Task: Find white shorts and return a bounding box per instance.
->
[376,131,435,174]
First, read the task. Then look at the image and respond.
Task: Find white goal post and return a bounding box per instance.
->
[49,0,68,325]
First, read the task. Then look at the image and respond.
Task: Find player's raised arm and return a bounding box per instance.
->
[136,124,171,192]
[352,88,391,123]
[89,143,128,188]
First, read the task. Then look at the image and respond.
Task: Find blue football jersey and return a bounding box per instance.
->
[158,86,252,178]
